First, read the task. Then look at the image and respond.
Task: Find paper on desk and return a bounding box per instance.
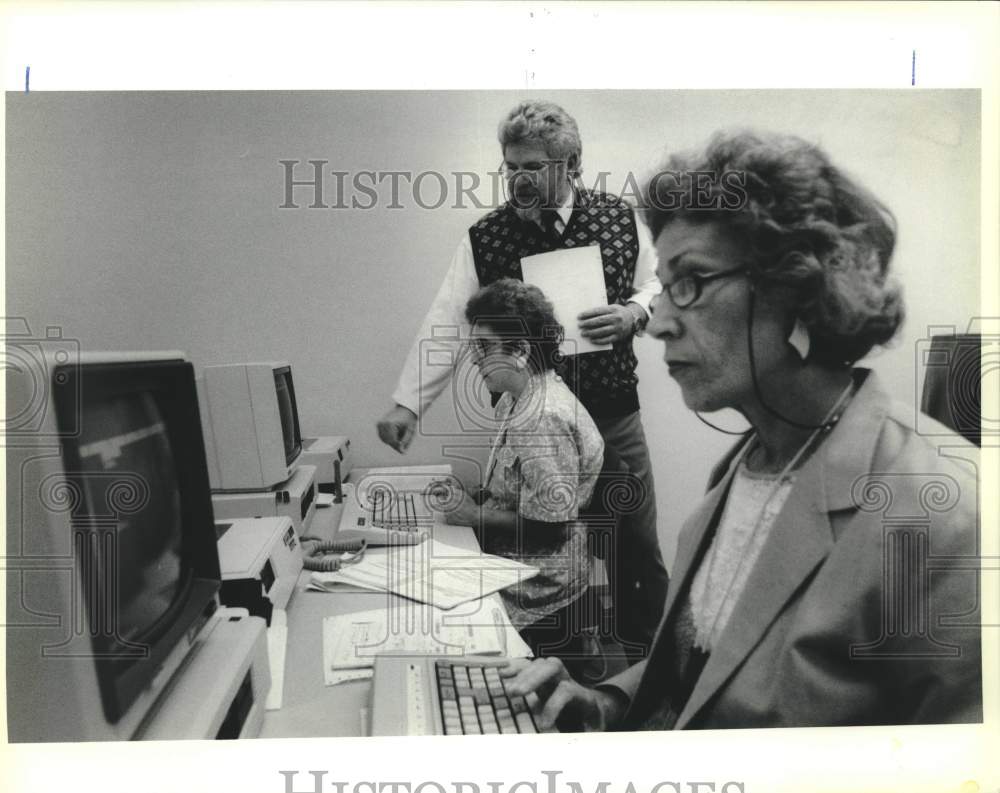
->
[520,245,610,356]
[322,595,519,683]
[308,539,539,610]
[322,598,531,686]
[362,464,452,478]
[326,668,374,687]
[265,609,287,711]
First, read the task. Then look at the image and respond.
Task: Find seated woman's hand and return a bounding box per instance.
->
[499,657,626,732]
[431,480,480,527]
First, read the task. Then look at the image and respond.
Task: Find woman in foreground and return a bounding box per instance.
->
[501,130,981,730]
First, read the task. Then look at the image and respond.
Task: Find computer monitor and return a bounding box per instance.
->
[920,333,981,447]
[200,362,303,491]
[6,352,222,741]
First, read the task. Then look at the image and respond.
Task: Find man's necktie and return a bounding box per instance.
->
[539,210,562,245]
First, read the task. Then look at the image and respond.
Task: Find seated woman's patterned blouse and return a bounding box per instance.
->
[482,369,604,628]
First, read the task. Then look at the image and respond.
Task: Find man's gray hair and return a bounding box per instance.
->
[498,100,583,174]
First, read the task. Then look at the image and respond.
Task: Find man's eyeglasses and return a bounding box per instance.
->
[651,267,748,311]
[497,159,566,181]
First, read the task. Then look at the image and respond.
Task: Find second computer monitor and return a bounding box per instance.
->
[201,362,303,491]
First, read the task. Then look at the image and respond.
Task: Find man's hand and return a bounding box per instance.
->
[499,657,626,732]
[577,303,642,345]
[376,405,418,453]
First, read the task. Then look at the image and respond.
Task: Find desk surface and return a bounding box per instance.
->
[259,494,494,739]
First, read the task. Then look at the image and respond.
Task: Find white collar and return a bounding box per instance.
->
[553,190,574,225]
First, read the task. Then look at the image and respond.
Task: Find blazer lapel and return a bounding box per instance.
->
[672,462,834,728]
[662,434,754,624]
[661,474,733,626]
[622,443,746,722]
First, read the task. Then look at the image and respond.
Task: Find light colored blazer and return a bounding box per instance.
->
[607,369,982,729]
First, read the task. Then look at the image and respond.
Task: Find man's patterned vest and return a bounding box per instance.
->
[468,190,641,419]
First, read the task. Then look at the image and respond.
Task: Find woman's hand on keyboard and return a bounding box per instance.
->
[439,484,480,527]
[500,657,625,732]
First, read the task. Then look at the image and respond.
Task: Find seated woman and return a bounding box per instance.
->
[441,278,605,670]
[501,130,982,729]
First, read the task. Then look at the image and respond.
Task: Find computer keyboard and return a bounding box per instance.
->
[368,487,425,530]
[434,659,537,735]
[370,655,540,735]
[336,482,430,546]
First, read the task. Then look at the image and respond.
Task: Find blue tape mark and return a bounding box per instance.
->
[25,65,30,93]
[911,50,916,86]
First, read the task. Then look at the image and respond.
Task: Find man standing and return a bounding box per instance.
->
[376,100,668,660]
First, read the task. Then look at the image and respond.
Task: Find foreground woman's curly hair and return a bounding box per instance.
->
[642,130,904,367]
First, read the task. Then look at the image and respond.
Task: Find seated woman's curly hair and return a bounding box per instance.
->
[641,130,904,367]
[465,278,565,373]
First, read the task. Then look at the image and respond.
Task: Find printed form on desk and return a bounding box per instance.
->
[322,594,532,686]
[307,538,539,610]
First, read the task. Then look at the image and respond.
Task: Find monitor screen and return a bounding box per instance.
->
[54,358,221,725]
[273,366,302,465]
[921,333,981,447]
[76,390,185,643]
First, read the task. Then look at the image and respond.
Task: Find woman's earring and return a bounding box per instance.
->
[788,318,811,362]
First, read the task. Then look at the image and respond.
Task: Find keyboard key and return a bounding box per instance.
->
[477,704,498,731]
[515,712,537,734]
[469,667,487,689]
[461,706,481,734]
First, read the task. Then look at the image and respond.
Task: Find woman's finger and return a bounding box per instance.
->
[502,656,567,700]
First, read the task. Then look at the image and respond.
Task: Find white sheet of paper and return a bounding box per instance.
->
[308,538,540,610]
[322,595,512,676]
[520,245,610,355]
[325,668,374,687]
[264,610,287,710]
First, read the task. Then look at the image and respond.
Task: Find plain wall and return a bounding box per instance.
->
[6,90,980,569]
